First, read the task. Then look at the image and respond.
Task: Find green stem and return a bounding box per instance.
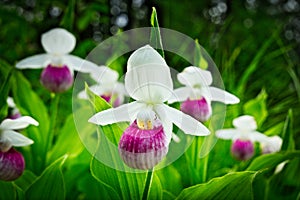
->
[142,170,154,200]
[201,154,209,183]
[47,93,60,153]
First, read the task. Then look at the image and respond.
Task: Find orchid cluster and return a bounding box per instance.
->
[7,26,284,177]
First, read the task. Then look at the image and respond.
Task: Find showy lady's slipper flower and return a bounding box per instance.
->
[216,115,270,161]
[78,66,127,107]
[0,116,38,181]
[168,67,239,122]
[16,28,98,93]
[89,45,210,169]
[7,97,21,119]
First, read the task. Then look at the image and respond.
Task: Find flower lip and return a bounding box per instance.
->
[0,148,25,181]
[40,64,74,93]
[41,28,76,55]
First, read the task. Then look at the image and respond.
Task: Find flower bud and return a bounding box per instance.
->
[40,64,73,93]
[180,97,212,122]
[0,148,25,181]
[231,139,254,161]
[118,118,168,169]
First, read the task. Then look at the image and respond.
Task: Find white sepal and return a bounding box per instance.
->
[16,54,49,69]
[0,116,39,130]
[41,28,76,54]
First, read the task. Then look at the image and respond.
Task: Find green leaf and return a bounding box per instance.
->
[194,39,208,69]
[0,60,13,121]
[243,89,268,127]
[78,172,121,200]
[60,0,75,31]
[47,109,85,164]
[281,109,295,151]
[247,151,300,171]
[25,156,67,200]
[11,71,50,173]
[156,165,183,198]
[176,171,259,200]
[148,173,163,200]
[150,7,164,58]
[14,170,37,191]
[0,181,19,200]
[85,83,126,145]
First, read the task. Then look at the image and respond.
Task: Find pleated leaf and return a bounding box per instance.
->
[25,156,67,200]
[177,171,259,200]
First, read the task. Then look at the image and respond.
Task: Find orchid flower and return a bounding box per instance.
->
[78,66,128,107]
[168,67,240,122]
[0,116,38,181]
[216,115,271,161]
[89,45,210,169]
[16,28,98,93]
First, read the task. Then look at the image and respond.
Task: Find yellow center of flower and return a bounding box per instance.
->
[136,109,157,130]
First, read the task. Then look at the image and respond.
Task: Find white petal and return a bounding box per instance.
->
[233,115,257,131]
[127,45,167,71]
[89,66,119,83]
[168,87,192,104]
[7,97,16,108]
[2,130,33,147]
[155,104,210,136]
[125,64,173,103]
[63,55,99,73]
[177,66,212,87]
[207,87,240,104]
[0,116,39,130]
[260,135,282,153]
[88,101,146,125]
[248,131,269,143]
[215,129,240,140]
[41,28,76,54]
[16,54,49,69]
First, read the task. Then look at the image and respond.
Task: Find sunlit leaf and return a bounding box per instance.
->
[150,7,164,58]
[194,39,208,69]
[281,109,295,151]
[247,151,300,171]
[177,171,259,200]
[25,156,67,200]
[243,89,268,127]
